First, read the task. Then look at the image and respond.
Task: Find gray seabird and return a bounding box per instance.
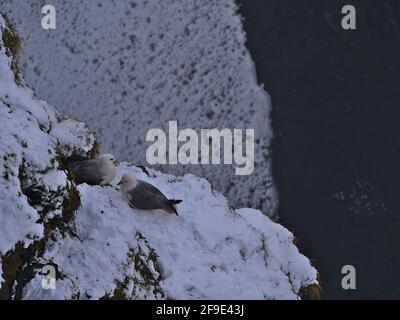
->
[66,153,119,185]
[118,172,182,216]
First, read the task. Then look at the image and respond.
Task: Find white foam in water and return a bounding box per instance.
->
[2,0,278,215]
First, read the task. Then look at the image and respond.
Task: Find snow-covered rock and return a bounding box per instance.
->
[2,0,278,217]
[0,14,318,300]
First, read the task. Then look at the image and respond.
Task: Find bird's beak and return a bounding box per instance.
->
[114,160,120,166]
[117,181,122,186]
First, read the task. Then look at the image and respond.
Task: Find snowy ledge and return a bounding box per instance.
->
[0,14,319,300]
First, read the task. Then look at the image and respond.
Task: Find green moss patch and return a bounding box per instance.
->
[1,14,22,85]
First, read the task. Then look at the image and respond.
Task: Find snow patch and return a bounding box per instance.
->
[2,0,278,216]
[21,164,318,300]
[0,12,318,300]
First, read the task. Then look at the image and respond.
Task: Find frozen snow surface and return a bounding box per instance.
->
[0,14,97,289]
[0,10,318,300]
[22,165,318,300]
[1,0,278,216]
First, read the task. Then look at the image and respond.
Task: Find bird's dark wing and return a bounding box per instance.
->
[127,180,169,210]
[67,159,104,185]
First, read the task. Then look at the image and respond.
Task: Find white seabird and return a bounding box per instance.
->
[66,153,118,185]
[118,172,182,216]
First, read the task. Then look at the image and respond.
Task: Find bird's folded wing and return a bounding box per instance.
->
[68,160,104,185]
[128,189,165,210]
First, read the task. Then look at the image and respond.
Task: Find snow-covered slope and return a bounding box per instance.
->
[1,0,277,217]
[0,14,319,300]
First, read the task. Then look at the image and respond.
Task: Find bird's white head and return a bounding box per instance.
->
[99,154,119,168]
[118,172,138,191]
[98,154,118,185]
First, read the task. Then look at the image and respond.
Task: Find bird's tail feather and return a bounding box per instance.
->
[167,199,182,216]
[168,199,183,205]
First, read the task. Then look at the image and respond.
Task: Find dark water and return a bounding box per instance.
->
[239,0,400,299]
